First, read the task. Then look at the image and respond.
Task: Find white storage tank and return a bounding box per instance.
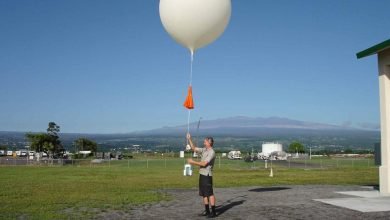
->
[262,142,283,157]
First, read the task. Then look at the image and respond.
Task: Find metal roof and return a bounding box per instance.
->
[356,39,390,59]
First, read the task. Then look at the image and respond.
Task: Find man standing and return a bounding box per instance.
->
[187,133,217,218]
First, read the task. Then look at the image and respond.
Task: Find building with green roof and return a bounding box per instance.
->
[357,39,390,196]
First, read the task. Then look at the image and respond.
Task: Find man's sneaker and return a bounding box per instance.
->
[208,212,217,218]
[198,211,210,217]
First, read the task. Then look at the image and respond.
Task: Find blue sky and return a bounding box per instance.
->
[1,0,389,133]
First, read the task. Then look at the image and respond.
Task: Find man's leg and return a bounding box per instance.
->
[209,195,215,206]
[203,196,209,205]
[209,195,217,217]
[203,197,210,215]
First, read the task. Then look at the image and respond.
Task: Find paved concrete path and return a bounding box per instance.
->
[315,190,390,213]
[123,185,390,220]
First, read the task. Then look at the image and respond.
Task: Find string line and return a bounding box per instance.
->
[186,51,194,146]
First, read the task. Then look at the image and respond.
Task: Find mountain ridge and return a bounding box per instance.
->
[0,116,378,136]
[133,116,373,136]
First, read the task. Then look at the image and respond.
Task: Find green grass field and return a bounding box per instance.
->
[0,158,378,219]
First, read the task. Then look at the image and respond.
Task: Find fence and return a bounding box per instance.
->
[0,156,377,170]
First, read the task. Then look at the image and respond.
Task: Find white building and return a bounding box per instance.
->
[357,39,390,195]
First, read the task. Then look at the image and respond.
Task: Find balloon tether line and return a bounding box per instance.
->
[186,51,194,146]
[189,50,194,86]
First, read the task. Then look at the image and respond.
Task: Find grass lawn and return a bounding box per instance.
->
[0,158,378,219]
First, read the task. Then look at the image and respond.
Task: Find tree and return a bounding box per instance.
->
[344,148,353,154]
[46,122,63,155]
[288,141,305,153]
[74,138,97,153]
[25,122,64,157]
[47,122,60,136]
[25,133,51,153]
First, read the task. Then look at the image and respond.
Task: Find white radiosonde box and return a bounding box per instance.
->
[183,164,192,176]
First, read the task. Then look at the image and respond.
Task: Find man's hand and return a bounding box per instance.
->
[186,133,195,152]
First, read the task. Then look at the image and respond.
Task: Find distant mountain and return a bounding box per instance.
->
[0,117,380,150]
[134,116,362,136]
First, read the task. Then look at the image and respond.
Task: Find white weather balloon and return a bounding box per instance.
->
[159,0,231,53]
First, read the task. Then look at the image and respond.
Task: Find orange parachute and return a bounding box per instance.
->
[183,86,194,109]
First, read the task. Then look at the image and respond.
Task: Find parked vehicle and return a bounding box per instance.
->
[29,151,35,160]
[20,150,28,157]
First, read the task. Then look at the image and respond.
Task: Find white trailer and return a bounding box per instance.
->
[228,151,242,160]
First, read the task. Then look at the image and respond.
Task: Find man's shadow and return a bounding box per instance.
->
[216,196,246,216]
